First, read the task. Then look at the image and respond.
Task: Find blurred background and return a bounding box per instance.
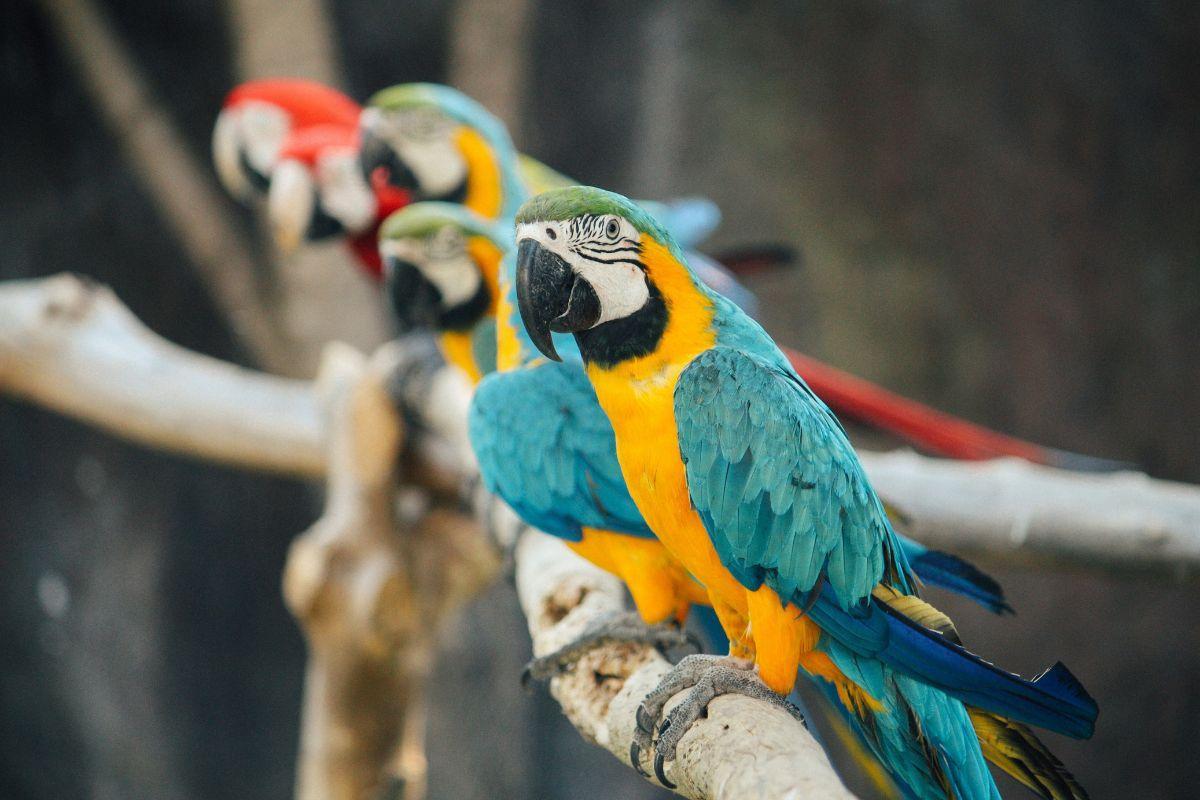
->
[2,0,1198,798]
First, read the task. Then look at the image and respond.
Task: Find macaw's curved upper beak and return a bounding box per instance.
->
[383,255,443,333]
[268,159,315,254]
[359,127,420,194]
[515,239,600,362]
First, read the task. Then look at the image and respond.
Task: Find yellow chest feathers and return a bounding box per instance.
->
[585,236,727,580]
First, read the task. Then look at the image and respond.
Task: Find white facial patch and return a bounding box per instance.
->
[267,159,314,253]
[379,227,481,307]
[366,108,467,197]
[399,138,467,197]
[238,101,290,175]
[316,147,377,233]
[516,217,650,327]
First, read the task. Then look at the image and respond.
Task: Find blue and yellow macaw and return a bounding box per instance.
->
[513,185,1095,799]
[364,83,1008,616]
[378,201,1089,799]
[377,200,1012,613]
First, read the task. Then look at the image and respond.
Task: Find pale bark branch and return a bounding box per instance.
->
[284,343,498,800]
[861,451,1200,577]
[514,529,854,798]
[0,274,323,476]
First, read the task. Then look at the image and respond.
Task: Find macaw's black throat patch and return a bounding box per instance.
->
[438,279,491,332]
[573,280,667,369]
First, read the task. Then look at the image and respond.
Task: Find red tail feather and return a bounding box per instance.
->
[786,349,1062,464]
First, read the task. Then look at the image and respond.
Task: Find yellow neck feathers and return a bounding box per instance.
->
[455,127,502,219]
[437,236,503,386]
[587,235,716,395]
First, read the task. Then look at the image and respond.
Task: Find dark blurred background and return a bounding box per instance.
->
[2,0,1198,798]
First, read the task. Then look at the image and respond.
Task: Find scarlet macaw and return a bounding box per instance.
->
[513,185,1095,798]
[213,79,410,277]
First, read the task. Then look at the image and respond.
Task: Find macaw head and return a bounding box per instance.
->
[213,79,361,202]
[358,83,522,219]
[515,186,689,365]
[377,202,506,333]
[265,124,382,253]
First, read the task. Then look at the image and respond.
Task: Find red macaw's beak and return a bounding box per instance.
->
[212,107,254,200]
[267,159,316,254]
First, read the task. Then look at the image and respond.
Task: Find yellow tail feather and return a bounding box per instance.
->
[969,710,1089,800]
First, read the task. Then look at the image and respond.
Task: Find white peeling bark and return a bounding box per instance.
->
[0,274,324,475]
[861,450,1200,576]
[514,530,855,799]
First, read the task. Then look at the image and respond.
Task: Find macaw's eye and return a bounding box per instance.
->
[546,227,557,240]
[428,226,465,260]
[605,218,620,240]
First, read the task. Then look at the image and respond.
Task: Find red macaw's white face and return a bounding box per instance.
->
[267,147,378,253]
[315,148,377,233]
[212,101,292,200]
[360,106,468,199]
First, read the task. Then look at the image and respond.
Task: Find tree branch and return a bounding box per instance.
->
[514,529,854,798]
[0,274,323,475]
[284,343,498,800]
[861,451,1200,576]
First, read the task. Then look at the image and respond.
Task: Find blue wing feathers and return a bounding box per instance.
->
[807,591,1097,739]
[904,546,1013,614]
[674,345,1096,740]
[469,361,653,540]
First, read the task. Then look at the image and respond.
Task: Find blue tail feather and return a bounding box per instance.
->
[807,591,1097,739]
[908,549,1014,615]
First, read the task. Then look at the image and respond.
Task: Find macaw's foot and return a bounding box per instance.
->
[521,610,699,688]
[630,654,804,789]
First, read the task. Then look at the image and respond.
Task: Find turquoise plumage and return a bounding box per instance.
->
[511,185,1094,799]
[674,314,1096,740]
[469,359,653,541]
[374,87,1039,797]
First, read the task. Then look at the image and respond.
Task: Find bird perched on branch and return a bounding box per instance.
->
[213,79,410,277]
[370,88,1072,799]
[514,185,1095,798]
[213,78,361,200]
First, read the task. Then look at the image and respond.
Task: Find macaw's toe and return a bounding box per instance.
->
[631,654,804,789]
[520,610,698,689]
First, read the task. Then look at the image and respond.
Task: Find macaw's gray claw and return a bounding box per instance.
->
[654,751,676,789]
[630,653,804,789]
[520,610,692,688]
[630,741,649,777]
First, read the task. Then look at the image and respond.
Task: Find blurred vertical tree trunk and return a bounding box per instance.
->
[446,0,533,139]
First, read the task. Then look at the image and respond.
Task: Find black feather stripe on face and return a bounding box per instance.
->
[568,214,645,268]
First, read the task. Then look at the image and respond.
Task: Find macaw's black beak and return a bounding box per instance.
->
[384,256,443,333]
[515,239,600,362]
[359,128,420,193]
